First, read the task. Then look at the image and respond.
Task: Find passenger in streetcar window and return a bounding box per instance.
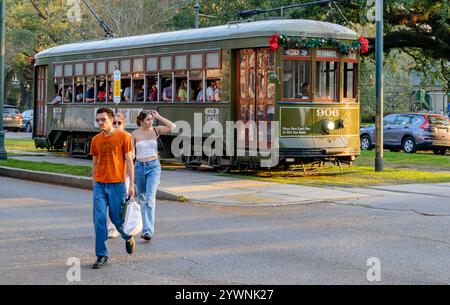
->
[214,80,222,102]
[136,86,145,102]
[177,80,188,101]
[75,85,84,103]
[64,86,73,103]
[51,88,63,104]
[196,83,204,103]
[301,82,311,99]
[206,80,215,102]
[123,86,131,102]
[86,84,95,103]
[149,84,158,102]
[97,84,107,102]
[162,82,173,102]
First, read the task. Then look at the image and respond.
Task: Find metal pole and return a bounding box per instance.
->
[375,0,383,172]
[194,0,200,29]
[0,0,7,160]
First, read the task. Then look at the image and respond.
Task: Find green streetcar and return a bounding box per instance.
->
[33,19,362,171]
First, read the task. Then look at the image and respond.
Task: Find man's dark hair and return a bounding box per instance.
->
[96,107,114,119]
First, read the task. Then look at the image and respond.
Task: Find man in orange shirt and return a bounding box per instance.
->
[90,107,136,269]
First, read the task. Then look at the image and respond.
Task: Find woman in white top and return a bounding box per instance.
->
[132,110,176,241]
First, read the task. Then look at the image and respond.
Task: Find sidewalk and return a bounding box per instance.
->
[2,152,373,206]
[2,154,450,209]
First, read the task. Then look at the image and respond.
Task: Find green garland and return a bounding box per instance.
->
[272,33,368,55]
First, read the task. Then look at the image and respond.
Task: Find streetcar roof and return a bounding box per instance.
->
[35,19,358,59]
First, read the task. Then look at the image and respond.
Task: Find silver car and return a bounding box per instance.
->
[2,106,22,132]
[21,109,33,132]
[360,113,450,155]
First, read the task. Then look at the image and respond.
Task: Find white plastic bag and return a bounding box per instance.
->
[123,198,143,236]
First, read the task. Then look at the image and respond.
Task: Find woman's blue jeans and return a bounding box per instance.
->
[135,159,161,237]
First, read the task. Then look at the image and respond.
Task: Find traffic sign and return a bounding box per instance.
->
[113,70,121,104]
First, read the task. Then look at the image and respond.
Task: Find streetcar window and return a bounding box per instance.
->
[190,54,203,70]
[63,78,73,103]
[122,77,132,102]
[160,56,172,71]
[74,77,85,103]
[64,64,73,77]
[74,63,84,76]
[96,62,106,75]
[86,63,95,75]
[108,61,119,73]
[316,61,338,100]
[146,75,159,102]
[133,58,144,72]
[85,77,96,103]
[54,65,63,78]
[206,52,220,69]
[121,60,131,74]
[146,57,158,72]
[175,55,187,70]
[190,70,203,103]
[161,76,173,102]
[343,62,357,99]
[133,74,145,102]
[283,60,311,99]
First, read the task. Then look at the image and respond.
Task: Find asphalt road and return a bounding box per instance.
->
[0,177,449,285]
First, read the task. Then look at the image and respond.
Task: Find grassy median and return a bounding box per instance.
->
[0,159,92,177]
[247,150,450,187]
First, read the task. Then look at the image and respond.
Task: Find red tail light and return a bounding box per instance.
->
[420,115,429,129]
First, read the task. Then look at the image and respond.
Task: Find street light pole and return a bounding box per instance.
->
[0,0,7,160]
[375,0,383,172]
[194,0,200,29]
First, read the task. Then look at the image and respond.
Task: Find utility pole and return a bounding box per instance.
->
[194,0,200,29]
[375,0,383,172]
[0,0,7,160]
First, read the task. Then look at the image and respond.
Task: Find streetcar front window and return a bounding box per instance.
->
[343,62,358,100]
[283,60,311,100]
[316,61,338,100]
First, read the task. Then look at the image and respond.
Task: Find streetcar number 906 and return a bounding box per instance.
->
[317,108,340,117]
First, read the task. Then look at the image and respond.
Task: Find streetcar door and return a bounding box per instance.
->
[237,49,276,149]
[34,65,48,138]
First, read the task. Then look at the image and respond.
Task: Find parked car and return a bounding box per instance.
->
[360,113,450,155]
[21,109,33,132]
[2,105,22,132]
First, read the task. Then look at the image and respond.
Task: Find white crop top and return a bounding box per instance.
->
[135,140,158,159]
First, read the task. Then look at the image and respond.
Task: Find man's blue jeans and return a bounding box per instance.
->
[93,182,131,258]
[135,160,161,237]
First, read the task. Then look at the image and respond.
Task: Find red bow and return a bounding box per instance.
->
[359,35,369,54]
[269,34,279,52]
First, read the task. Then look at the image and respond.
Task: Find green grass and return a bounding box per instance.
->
[0,159,92,177]
[4,138,42,152]
[229,150,450,187]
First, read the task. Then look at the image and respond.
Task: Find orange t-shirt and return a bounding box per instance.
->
[90,129,133,184]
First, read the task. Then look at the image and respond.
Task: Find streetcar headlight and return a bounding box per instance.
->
[323,119,336,133]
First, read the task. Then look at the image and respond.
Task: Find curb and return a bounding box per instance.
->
[0,166,186,202]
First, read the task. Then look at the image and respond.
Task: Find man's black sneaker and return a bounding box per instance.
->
[92,256,109,269]
[126,237,136,254]
[141,233,152,241]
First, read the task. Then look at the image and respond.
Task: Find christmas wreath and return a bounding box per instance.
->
[269,34,369,55]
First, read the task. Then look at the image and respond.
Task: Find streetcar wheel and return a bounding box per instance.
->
[433,149,447,156]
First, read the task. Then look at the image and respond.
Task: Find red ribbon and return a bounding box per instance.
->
[359,35,369,54]
[269,34,279,52]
